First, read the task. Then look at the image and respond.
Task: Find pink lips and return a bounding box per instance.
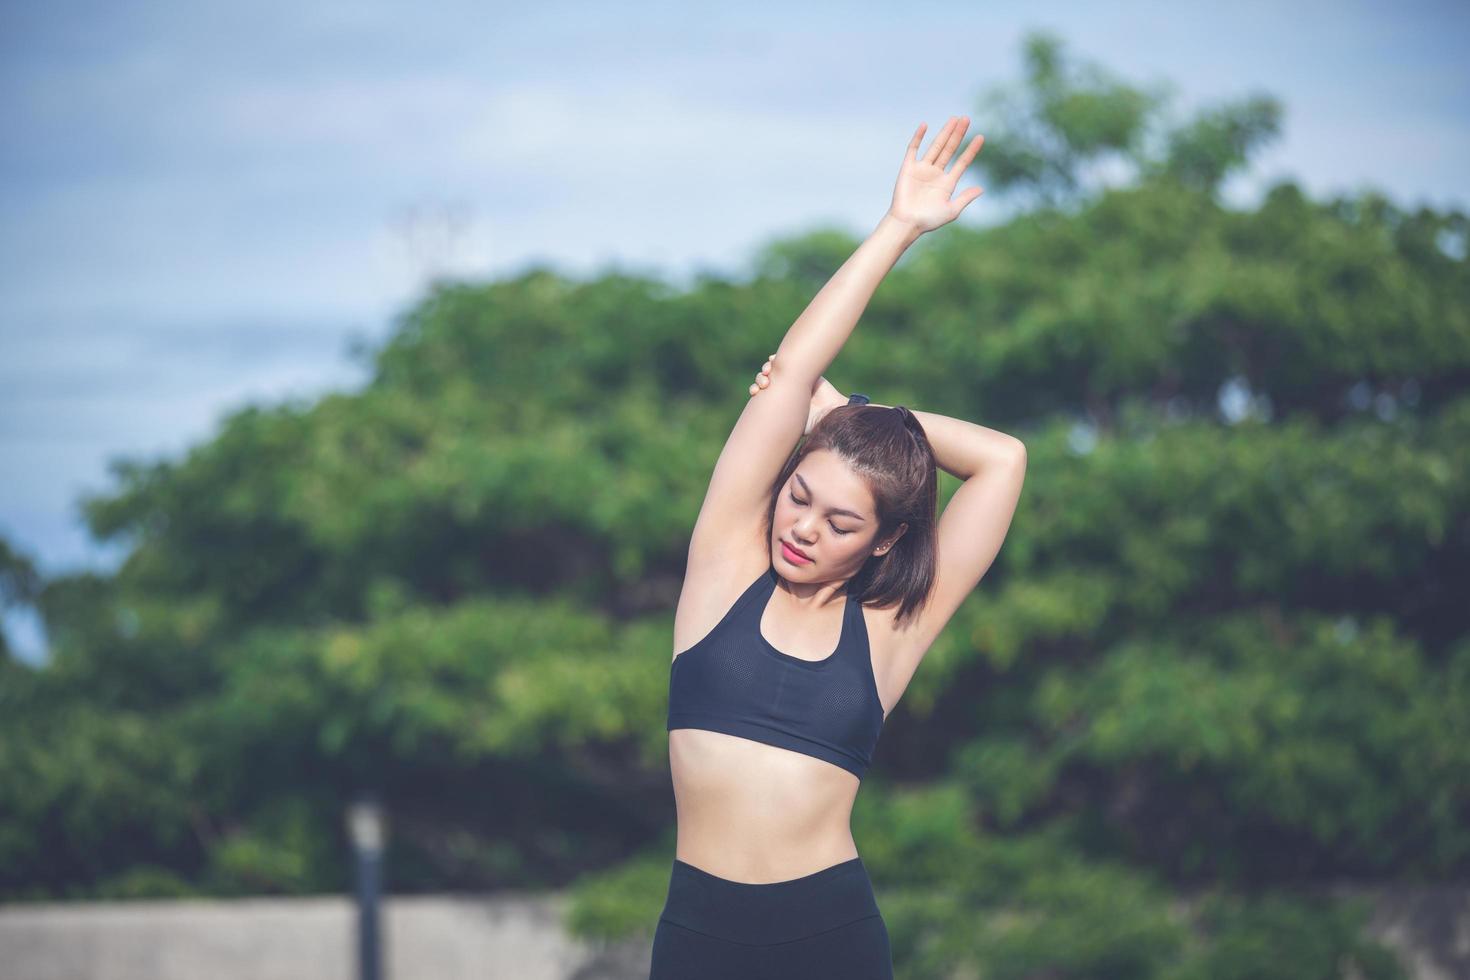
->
[781,540,813,565]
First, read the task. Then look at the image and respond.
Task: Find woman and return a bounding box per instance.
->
[651,116,1028,979]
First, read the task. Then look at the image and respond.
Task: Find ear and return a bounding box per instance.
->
[874,522,909,556]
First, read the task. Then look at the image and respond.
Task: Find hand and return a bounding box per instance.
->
[749,352,847,436]
[886,116,985,234]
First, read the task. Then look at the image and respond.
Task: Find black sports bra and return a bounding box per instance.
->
[667,564,885,781]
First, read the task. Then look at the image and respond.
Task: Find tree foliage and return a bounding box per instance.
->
[4,31,1465,978]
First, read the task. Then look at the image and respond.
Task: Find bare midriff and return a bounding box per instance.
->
[668,728,862,884]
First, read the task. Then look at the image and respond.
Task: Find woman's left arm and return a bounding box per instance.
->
[906,425,1025,659]
[749,362,1027,663]
[873,404,1022,479]
[748,357,1020,478]
[885,407,1025,662]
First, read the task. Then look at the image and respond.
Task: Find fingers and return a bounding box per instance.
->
[949,133,984,185]
[749,353,775,395]
[924,116,957,166]
[922,115,974,170]
[937,116,969,170]
[906,122,926,164]
[953,185,984,216]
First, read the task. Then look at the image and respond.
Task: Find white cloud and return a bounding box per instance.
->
[1,0,1467,582]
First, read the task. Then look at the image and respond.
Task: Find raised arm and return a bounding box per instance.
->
[771,212,921,391]
[770,116,986,390]
[748,372,1027,668]
[687,117,987,571]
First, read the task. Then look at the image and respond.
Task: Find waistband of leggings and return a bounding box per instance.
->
[658,856,880,946]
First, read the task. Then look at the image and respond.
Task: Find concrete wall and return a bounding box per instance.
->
[2,885,1467,980]
[0,893,651,980]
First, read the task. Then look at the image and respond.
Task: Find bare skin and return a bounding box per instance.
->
[670,115,1019,885]
[669,449,905,883]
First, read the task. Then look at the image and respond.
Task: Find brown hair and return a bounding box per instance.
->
[761,404,938,630]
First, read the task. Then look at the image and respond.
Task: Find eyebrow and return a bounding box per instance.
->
[795,473,867,522]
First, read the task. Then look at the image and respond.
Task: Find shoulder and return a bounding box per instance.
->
[856,595,924,718]
[672,535,771,660]
[856,595,902,654]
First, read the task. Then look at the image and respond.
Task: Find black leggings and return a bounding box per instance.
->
[649,855,893,979]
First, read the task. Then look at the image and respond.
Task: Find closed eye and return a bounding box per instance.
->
[790,492,853,535]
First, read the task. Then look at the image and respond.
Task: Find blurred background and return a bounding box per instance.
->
[2,1,1468,978]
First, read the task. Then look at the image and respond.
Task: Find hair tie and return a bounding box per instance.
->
[894,405,924,443]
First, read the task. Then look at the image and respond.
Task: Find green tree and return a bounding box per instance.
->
[4,30,1465,979]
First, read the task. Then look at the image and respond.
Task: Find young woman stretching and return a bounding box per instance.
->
[652,115,1028,979]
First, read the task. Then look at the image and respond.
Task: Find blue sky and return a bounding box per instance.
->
[2,0,1467,662]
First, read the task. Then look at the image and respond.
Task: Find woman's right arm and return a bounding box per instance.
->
[687,232,897,571]
[769,116,985,391]
[685,219,910,569]
[686,118,985,568]
[768,212,921,393]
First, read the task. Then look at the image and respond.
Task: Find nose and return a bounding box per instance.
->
[792,518,818,545]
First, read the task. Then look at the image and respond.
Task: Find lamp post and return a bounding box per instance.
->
[346,795,387,980]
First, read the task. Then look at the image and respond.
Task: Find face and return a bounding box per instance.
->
[770,449,902,576]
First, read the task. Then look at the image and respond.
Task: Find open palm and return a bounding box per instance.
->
[888,115,986,233]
